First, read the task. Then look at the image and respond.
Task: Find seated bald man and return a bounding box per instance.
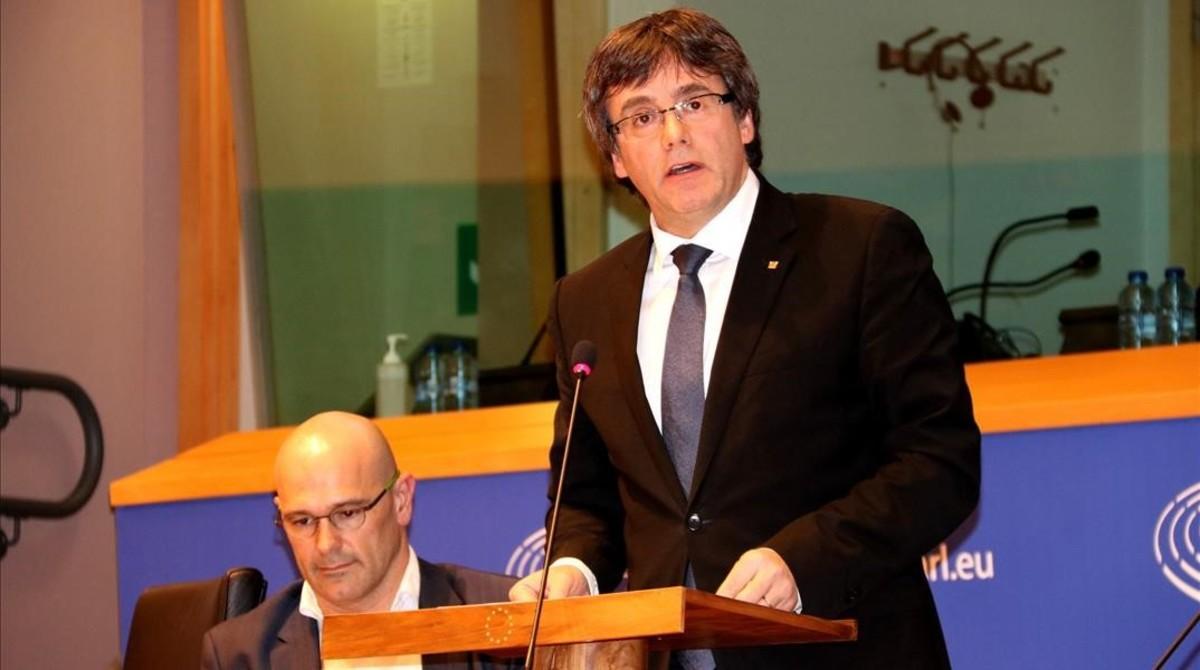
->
[201,411,515,670]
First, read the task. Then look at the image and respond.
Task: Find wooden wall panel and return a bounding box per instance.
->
[553,0,608,274]
[178,0,241,451]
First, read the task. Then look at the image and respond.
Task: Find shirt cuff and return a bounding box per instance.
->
[548,557,599,596]
[793,587,803,613]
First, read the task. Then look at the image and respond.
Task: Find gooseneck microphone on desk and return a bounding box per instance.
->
[524,340,596,670]
[978,205,1099,323]
[953,206,1100,362]
[946,249,1101,301]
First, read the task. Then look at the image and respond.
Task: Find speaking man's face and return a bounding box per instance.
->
[607,65,754,238]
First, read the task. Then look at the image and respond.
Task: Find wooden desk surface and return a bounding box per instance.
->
[321,587,856,660]
[110,344,1199,508]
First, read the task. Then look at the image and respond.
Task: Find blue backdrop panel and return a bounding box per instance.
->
[115,418,1200,667]
[929,417,1199,669]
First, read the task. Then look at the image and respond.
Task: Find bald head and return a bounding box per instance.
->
[273,411,415,615]
[274,411,397,493]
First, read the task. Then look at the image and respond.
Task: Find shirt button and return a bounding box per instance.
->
[686,513,702,532]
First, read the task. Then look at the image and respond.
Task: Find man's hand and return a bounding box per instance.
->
[715,547,798,611]
[508,564,590,602]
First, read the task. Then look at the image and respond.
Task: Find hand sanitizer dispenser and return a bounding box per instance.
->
[376,333,409,417]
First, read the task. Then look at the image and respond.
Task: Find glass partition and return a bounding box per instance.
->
[232,1,1195,424]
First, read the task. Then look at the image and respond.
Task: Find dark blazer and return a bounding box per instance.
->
[200,559,517,669]
[545,176,981,668]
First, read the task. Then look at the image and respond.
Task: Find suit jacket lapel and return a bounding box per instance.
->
[691,178,799,499]
[273,607,320,669]
[418,560,472,670]
[417,559,465,608]
[608,232,688,509]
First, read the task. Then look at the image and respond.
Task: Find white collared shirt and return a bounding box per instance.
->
[301,544,422,669]
[637,169,759,431]
[556,170,802,612]
[554,169,760,593]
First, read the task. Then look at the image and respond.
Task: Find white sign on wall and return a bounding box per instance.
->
[377,0,433,88]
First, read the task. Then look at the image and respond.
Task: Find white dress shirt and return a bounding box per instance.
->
[554,171,801,612]
[553,171,764,593]
[637,170,758,430]
[302,544,422,669]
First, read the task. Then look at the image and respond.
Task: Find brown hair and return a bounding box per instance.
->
[582,8,762,170]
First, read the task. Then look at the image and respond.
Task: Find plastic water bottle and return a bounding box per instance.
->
[412,345,443,413]
[1155,267,1196,345]
[441,341,479,410]
[1117,271,1155,348]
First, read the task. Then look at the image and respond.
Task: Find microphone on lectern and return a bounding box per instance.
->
[524,340,596,670]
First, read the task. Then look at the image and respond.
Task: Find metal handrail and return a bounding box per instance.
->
[0,367,104,519]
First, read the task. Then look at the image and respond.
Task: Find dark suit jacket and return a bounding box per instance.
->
[201,560,517,669]
[545,176,981,668]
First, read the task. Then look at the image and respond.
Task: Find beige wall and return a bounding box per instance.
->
[244,0,480,188]
[0,0,178,666]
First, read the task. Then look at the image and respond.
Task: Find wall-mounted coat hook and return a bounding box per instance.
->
[878,28,1065,128]
[879,29,1064,97]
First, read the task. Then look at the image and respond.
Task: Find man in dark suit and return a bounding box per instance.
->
[202,411,515,669]
[509,8,980,669]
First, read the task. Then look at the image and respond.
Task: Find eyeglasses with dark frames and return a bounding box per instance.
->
[275,470,399,537]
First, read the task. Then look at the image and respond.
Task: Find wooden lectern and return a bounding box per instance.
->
[323,587,856,668]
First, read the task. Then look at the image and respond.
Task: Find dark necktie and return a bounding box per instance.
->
[661,243,713,498]
[662,244,715,670]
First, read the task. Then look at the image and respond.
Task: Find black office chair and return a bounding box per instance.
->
[123,566,267,670]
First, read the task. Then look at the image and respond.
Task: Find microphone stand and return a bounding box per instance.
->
[1153,608,1200,670]
[524,344,594,670]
